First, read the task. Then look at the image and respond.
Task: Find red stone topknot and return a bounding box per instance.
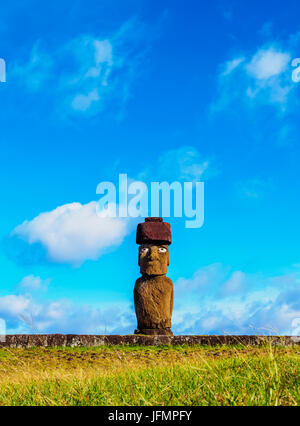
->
[136,217,172,245]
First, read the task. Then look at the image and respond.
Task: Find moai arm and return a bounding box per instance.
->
[170,281,174,317]
[133,278,142,324]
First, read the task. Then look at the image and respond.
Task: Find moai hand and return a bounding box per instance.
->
[134,218,174,336]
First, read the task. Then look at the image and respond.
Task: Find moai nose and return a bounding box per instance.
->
[149,246,158,260]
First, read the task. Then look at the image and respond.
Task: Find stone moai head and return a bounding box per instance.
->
[136,218,171,276]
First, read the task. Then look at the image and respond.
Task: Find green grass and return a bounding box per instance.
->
[0,344,299,406]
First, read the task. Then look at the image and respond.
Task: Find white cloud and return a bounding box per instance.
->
[9,145,212,267]
[12,202,131,265]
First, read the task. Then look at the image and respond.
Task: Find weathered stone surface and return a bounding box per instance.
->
[136,218,172,245]
[0,334,299,348]
[134,328,173,336]
[134,275,174,331]
[139,244,169,275]
[134,218,174,336]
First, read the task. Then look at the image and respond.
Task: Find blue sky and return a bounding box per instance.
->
[0,0,300,335]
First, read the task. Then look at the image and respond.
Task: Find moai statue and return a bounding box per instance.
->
[134,217,174,336]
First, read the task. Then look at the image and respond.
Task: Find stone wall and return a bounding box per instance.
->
[0,334,299,348]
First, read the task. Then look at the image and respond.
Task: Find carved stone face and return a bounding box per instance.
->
[138,244,169,276]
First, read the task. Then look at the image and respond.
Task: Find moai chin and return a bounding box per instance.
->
[134,217,174,336]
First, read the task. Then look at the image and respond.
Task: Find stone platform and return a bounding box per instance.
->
[0,334,299,348]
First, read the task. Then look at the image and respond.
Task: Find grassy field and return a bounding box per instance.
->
[0,344,299,406]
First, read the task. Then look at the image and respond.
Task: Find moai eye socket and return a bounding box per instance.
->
[140,247,149,254]
[158,247,167,253]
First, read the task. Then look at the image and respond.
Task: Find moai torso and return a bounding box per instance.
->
[134,275,174,330]
[134,218,174,336]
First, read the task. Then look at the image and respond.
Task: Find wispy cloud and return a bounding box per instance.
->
[246,48,290,80]
[0,295,30,318]
[16,275,50,293]
[138,146,218,183]
[173,263,300,335]
[1,264,300,335]
[12,18,149,118]
[0,292,135,335]
[276,123,297,147]
[236,178,273,199]
[221,57,245,76]
[211,41,298,114]
[0,273,135,334]
[158,146,211,182]
[12,42,54,91]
